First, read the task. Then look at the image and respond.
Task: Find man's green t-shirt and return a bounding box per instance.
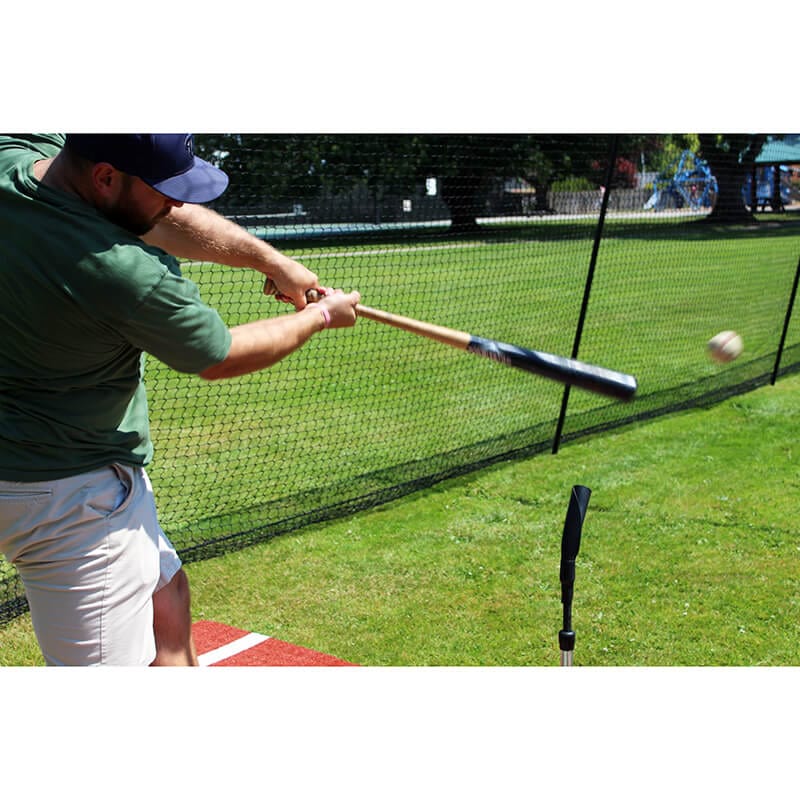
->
[0,134,232,480]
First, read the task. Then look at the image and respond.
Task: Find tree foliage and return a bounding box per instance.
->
[194,133,771,227]
[195,135,426,206]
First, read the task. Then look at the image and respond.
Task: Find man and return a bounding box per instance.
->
[0,133,361,666]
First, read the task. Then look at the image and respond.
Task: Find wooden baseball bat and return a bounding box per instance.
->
[263,280,638,400]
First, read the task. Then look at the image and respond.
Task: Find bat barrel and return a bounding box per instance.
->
[468,337,637,400]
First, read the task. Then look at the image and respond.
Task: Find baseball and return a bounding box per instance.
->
[707,330,743,363]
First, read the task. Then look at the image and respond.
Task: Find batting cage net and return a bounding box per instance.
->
[2,133,799,622]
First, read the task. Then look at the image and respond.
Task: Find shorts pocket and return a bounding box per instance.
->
[0,488,53,533]
[83,465,135,519]
[0,487,53,560]
[0,488,52,503]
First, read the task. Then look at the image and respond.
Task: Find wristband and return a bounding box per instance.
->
[318,306,331,329]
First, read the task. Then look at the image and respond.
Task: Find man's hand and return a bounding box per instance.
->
[264,252,320,310]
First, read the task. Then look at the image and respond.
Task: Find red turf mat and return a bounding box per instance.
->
[193,620,357,667]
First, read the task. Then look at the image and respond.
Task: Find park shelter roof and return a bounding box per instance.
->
[756,135,800,165]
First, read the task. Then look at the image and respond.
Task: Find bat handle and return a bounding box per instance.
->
[265,280,366,316]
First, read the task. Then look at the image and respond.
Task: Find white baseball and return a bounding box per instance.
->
[707,330,743,363]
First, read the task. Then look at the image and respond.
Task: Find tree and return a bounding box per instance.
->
[194,135,316,207]
[638,134,700,177]
[194,135,414,208]
[515,135,683,211]
[697,134,768,223]
[409,135,534,233]
[196,133,536,232]
[518,135,611,212]
[198,134,754,230]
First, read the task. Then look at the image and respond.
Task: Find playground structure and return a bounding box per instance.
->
[644,150,718,212]
[742,165,793,211]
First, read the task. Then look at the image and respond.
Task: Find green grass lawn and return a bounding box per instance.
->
[183,369,800,667]
[3,368,799,667]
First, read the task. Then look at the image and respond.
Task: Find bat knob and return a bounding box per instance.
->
[306,289,321,303]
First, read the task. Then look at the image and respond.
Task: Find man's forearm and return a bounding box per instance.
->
[142,204,319,307]
[199,305,327,381]
[198,289,361,381]
[142,204,284,273]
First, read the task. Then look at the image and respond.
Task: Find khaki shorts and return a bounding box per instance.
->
[0,464,182,666]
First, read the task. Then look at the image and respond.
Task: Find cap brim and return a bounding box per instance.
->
[151,157,229,203]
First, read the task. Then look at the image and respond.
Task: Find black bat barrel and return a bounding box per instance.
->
[467,336,637,400]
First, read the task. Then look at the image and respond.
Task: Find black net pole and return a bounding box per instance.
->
[552,135,619,455]
[771,254,800,385]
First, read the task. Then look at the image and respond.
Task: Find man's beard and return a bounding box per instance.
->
[103,204,160,236]
[103,178,169,235]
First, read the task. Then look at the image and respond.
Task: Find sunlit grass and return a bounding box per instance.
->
[5,370,792,667]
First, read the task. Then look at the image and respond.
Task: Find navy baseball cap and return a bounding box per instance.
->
[65,133,229,203]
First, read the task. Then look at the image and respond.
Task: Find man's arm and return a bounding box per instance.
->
[199,289,361,381]
[142,204,319,309]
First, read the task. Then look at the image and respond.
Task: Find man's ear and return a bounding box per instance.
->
[91,162,121,201]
